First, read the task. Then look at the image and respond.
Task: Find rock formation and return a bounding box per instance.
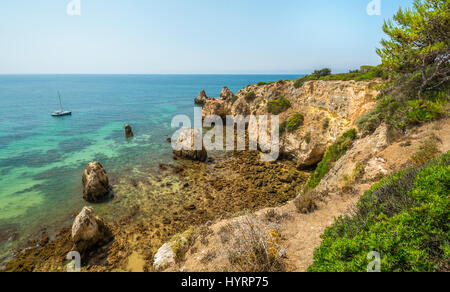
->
[71,207,112,255]
[219,86,234,101]
[172,128,207,162]
[125,124,134,138]
[197,79,381,167]
[82,162,111,203]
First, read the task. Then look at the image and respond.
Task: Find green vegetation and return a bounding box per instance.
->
[308,152,449,272]
[232,95,239,104]
[356,94,448,136]
[322,118,330,130]
[245,91,257,102]
[377,0,449,99]
[267,96,291,114]
[280,113,304,134]
[313,68,331,78]
[410,138,441,166]
[305,129,357,191]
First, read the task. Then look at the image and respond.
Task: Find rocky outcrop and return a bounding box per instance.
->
[125,124,134,138]
[71,207,112,255]
[153,242,176,271]
[198,79,381,167]
[194,90,213,106]
[82,162,111,203]
[219,87,234,101]
[172,128,208,162]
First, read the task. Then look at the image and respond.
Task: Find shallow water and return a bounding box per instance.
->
[0,74,299,261]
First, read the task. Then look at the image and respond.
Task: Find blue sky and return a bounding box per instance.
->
[0,0,413,74]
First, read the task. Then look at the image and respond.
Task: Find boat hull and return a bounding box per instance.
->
[51,111,72,117]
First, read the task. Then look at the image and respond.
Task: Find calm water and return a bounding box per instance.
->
[0,74,298,260]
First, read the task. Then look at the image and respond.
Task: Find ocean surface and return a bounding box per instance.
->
[0,74,299,262]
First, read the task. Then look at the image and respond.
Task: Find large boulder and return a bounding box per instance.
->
[172,128,207,162]
[71,207,112,254]
[82,162,111,203]
[194,89,213,106]
[125,124,134,138]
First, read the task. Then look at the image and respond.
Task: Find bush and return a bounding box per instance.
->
[245,91,257,102]
[410,138,441,166]
[305,129,357,191]
[231,95,239,104]
[308,152,450,272]
[267,96,291,114]
[313,68,332,78]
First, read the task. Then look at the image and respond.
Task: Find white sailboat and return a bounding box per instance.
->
[51,91,72,117]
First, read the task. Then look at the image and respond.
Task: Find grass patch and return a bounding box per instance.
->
[280,113,304,134]
[267,96,291,114]
[308,152,450,272]
[305,129,357,191]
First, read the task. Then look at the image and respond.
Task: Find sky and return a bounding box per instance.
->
[0,0,413,74]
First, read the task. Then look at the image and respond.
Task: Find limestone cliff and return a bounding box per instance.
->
[199,79,381,167]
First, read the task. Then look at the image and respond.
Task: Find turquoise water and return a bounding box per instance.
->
[0,74,298,260]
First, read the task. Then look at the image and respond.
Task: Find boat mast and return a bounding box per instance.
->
[58,91,63,111]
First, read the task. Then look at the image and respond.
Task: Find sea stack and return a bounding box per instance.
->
[173,128,207,162]
[71,207,112,255]
[125,124,134,138]
[82,162,111,203]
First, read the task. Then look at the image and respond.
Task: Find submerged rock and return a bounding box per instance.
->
[71,207,112,255]
[172,128,207,162]
[82,162,111,203]
[125,124,134,138]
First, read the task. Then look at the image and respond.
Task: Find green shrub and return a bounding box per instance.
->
[231,95,239,104]
[305,129,357,191]
[308,152,450,272]
[294,75,319,88]
[267,96,291,114]
[313,68,332,78]
[245,91,256,102]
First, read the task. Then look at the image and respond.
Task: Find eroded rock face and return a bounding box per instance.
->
[125,124,134,138]
[198,79,381,167]
[82,162,111,203]
[71,207,112,254]
[194,89,213,106]
[172,129,207,162]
